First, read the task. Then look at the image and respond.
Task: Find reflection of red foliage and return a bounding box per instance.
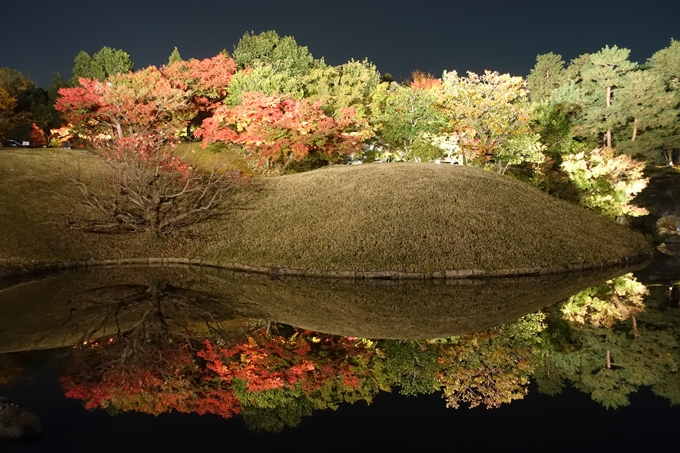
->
[62,330,376,418]
[61,341,241,418]
[199,330,375,395]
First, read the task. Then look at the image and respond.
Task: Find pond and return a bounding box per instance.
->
[1,255,679,452]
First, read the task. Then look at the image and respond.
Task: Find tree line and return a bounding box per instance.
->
[3,31,678,230]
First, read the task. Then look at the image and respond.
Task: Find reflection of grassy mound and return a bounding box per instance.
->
[204,163,649,273]
[0,265,642,349]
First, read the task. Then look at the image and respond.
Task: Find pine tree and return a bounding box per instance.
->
[526,52,567,102]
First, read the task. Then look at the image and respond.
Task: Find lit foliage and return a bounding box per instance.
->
[55,55,240,234]
[61,339,242,418]
[198,331,377,410]
[440,70,544,171]
[163,53,237,108]
[0,87,17,138]
[561,274,649,328]
[437,327,540,409]
[560,147,648,218]
[409,71,442,91]
[369,81,448,161]
[197,91,371,167]
[27,123,46,146]
[62,329,377,430]
[304,59,381,118]
[224,62,305,107]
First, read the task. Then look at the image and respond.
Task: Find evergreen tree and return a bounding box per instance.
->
[232,30,322,77]
[553,46,637,148]
[526,52,567,102]
[71,47,134,83]
[167,46,182,66]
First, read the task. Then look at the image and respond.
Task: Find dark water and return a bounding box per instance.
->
[1,255,679,452]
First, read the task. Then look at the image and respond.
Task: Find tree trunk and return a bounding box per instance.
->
[632,316,639,338]
[606,349,612,369]
[631,117,638,141]
[605,86,612,148]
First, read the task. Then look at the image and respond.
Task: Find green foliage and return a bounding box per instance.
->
[304,59,381,118]
[369,82,448,161]
[232,30,321,77]
[378,340,441,396]
[167,46,182,66]
[527,52,567,102]
[553,46,637,148]
[71,47,134,83]
[531,102,588,158]
[224,62,305,106]
[560,147,648,218]
[240,396,313,432]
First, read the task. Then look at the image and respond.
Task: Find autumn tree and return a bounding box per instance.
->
[0,86,16,139]
[304,58,381,119]
[440,70,545,172]
[0,68,55,141]
[437,314,545,409]
[197,91,371,170]
[55,56,242,234]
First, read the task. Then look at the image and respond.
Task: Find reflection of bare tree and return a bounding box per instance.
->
[63,278,244,361]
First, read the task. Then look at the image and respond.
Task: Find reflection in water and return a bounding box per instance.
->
[1,266,679,433]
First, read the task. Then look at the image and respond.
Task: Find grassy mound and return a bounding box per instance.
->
[0,150,648,274]
[201,163,649,272]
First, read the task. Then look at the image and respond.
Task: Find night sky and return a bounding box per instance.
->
[2,0,680,88]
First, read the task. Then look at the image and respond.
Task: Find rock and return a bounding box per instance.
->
[0,397,42,441]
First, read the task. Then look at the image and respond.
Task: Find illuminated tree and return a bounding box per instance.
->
[232,30,320,77]
[561,274,648,328]
[55,56,241,234]
[197,91,371,169]
[440,70,544,171]
[369,81,448,161]
[560,147,648,218]
[526,52,568,102]
[167,46,182,66]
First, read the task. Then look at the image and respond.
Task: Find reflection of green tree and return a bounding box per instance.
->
[535,275,680,408]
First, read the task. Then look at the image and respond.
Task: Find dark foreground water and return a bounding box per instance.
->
[1,254,679,452]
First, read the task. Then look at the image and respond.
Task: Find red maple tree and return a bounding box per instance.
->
[196,91,372,167]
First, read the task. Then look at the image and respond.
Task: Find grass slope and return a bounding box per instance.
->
[0,149,649,274]
[202,163,649,272]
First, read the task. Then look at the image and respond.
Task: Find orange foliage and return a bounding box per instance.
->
[410,70,442,90]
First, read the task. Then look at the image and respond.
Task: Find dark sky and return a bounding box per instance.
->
[2,0,679,88]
